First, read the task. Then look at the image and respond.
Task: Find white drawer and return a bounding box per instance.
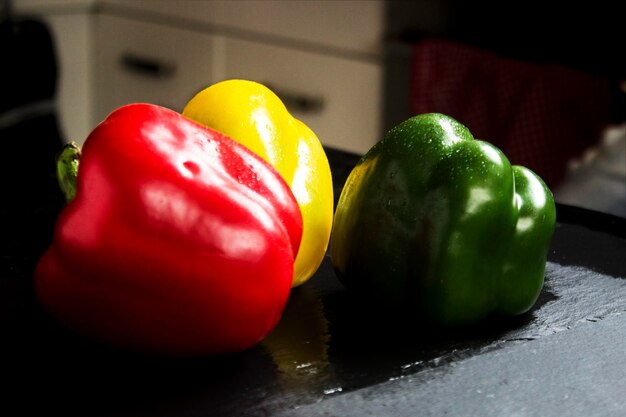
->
[94,14,216,124]
[93,13,383,154]
[99,0,385,56]
[221,37,383,154]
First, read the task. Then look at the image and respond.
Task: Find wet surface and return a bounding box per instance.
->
[281,310,626,417]
[2,147,625,416]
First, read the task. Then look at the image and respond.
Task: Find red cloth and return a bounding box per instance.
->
[411,38,614,187]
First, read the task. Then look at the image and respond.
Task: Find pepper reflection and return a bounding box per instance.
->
[262,283,330,379]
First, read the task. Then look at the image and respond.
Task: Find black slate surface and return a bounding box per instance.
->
[279,309,626,417]
[1,147,625,417]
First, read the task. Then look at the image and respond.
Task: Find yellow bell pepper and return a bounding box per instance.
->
[183,79,334,287]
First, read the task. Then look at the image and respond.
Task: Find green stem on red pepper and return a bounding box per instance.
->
[56,142,80,203]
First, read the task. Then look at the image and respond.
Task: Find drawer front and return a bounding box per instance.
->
[221,37,383,155]
[95,14,216,123]
[100,0,385,56]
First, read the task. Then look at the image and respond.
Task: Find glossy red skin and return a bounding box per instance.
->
[35,103,302,356]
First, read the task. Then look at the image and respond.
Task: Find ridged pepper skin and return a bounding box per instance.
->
[330,113,556,325]
[183,80,334,287]
[35,103,303,356]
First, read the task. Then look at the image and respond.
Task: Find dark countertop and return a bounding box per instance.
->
[2,147,625,417]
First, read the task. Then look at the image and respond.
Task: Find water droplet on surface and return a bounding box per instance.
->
[323,387,343,395]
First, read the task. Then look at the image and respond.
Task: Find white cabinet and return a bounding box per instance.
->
[15,0,385,153]
[220,37,383,153]
[94,14,217,123]
[99,0,385,56]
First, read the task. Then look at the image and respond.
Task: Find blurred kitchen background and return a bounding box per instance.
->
[5,0,625,217]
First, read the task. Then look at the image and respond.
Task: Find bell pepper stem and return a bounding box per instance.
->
[56,142,81,203]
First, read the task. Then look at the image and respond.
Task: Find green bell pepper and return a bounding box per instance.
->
[330,113,556,325]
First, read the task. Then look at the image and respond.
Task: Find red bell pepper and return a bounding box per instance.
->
[35,103,303,356]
